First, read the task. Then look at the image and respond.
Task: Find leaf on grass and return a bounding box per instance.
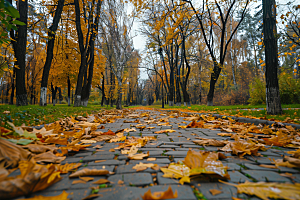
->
[221,180,300,200]
[141,186,178,200]
[209,189,222,196]
[18,191,69,200]
[69,169,109,178]
[93,179,110,184]
[0,126,13,135]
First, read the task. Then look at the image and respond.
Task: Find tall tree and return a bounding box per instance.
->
[184,0,249,106]
[39,0,65,106]
[9,0,28,105]
[262,0,282,114]
[73,0,102,106]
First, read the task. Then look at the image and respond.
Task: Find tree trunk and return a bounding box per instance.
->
[67,76,71,106]
[116,83,122,109]
[10,0,28,106]
[100,72,105,106]
[39,0,65,106]
[51,83,58,106]
[207,63,221,106]
[263,0,282,114]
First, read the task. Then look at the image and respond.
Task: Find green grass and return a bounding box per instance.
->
[0,104,114,127]
[134,104,300,124]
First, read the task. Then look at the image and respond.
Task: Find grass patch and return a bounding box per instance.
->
[0,104,113,126]
[131,104,300,124]
[193,188,208,200]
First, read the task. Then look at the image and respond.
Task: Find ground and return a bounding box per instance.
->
[2,108,300,200]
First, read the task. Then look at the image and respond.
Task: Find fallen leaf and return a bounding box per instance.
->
[193,138,227,147]
[72,180,87,184]
[0,160,61,199]
[69,169,109,178]
[128,152,149,160]
[109,148,115,152]
[141,186,178,200]
[57,163,82,174]
[45,136,68,145]
[258,164,277,169]
[118,180,124,184]
[93,179,110,184]
[102,130,115,135]
[79,177,94,182]
[221,180,300,200]
[147,158,156,161]
[210,189,222,196]
[151,164,160,171]
[95,160,106,163]
[18,191,69,200]
[82,194,102,200]
[80,140,96,144]
[186,120,204,128]
[33,151,65,164]
[0,138,32,168]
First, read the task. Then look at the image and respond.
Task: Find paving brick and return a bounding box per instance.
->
[242,170,292,182]
[194,182,238,199]
[159,145,180,148]
[228,171,251,183]
[156,172,179,184]
[165,151,188,157]
[83,154,115,162]
[107,173,153,186]
[129,158,171,165]
[224,163,243,171]
[32,188,91,200]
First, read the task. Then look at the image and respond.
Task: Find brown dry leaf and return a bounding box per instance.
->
[209,189,222,196]
[221,180,300,200]
[80,140,96,144]
[72,180,87,184]
[109,148,115,152]
[220,140,260,158]
[287,149,300,158]
[132,162,154,171]
[57,163,82,174]
[283,156,300,167]
[135,166,147,172]
[77,122,100,128]
[217,133,233,137]
[263,131,292,147]
[186,120,204,128]
[184,116,200,121]
[23,144,57,154]
[93,179,110,184]
[193,138,227,147]
[121,145,138,155]
[45,136,68,145]
[118,180,124,184]
[151,164,160,171]
[124,128,136,132]
[69,169,109,178]
[102,130,115,135]
[95,160,106,163]
[0,160,61,199]
[128,152,149,160]
[178,125,187,129]
[258,164,277,169]
[141,186,178,200]
[33,151,66,164]
[82,194,102,200]
[147,158,156,161]
[18,191,69,200]
[79,177,94,182]
[93,145,102,149]
[0,138,32,168]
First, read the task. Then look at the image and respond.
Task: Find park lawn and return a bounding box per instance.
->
[136,104,300,124]
[0,104,113,127]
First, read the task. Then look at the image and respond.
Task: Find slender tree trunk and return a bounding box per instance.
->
[10,0,28,106]
[67,76,71,106]
[39,0,65,106]
[263,0,282,114]
[10,69,15,105]
[207,63,221,106]
[101,72,105,106]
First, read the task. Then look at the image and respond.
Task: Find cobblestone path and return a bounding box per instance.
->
[24,109,300,200]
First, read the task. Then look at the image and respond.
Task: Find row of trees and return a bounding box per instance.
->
[0,0,299,114]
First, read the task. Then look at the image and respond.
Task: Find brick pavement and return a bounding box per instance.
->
[22,109,300,200]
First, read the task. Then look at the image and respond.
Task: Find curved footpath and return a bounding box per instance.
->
[21,109,300,200]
